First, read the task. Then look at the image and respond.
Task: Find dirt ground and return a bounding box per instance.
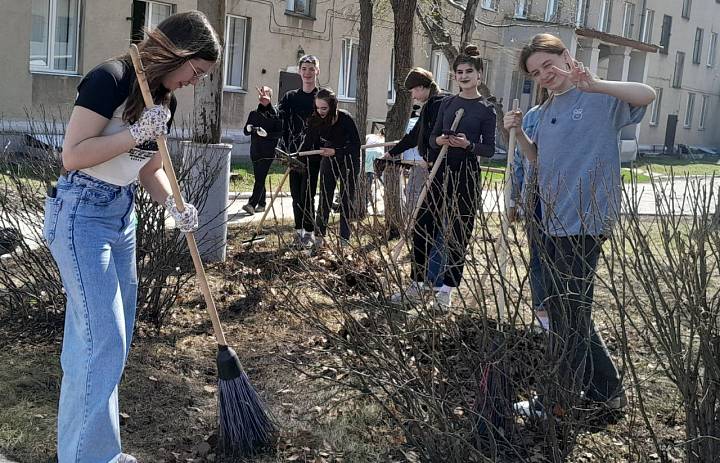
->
[0,223,693,463]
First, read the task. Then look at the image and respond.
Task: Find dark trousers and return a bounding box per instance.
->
[289,157,321,232]
[248,156,273,208]
[316,155,359,240]
[411,158,478,287]
[540,234,622,402]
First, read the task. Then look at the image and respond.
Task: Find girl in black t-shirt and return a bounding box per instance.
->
[304,88,361,247]
[44,11,221,463]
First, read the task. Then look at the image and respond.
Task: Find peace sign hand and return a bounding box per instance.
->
[256,86,272,106]
[551,60,597,91]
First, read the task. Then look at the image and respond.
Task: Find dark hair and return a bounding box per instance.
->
[452,45,484,72]
[308,88,338,129]
[122,10,222,123]
[298,54,320,67]
[519,33,567,74]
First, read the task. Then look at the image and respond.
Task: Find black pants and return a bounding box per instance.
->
[289,157,321,232]
[540,234,622,402]
[411,158,478,287]
[315,154,359,240]
[248,156,273,208]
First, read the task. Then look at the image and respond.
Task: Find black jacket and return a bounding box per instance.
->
[388,92,450,161]
[243,104,282,160]
[302,110,361,161]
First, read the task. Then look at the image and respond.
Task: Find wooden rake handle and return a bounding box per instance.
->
[390,108,465,263]
[129,44,227,347]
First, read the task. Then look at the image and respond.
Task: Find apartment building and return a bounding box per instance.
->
[0,0,717,153]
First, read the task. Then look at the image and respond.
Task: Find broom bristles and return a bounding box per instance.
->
[218,371,277,456]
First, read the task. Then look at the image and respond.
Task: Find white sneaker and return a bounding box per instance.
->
[432,290,452,311]
[390,282,425,304]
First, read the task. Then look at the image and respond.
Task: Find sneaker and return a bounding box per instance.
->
[242,204,255,215]
[599,391,628,411]
[514,397,547,421]
[432,290,452,311]
[118,454,138,463]
[390,282,425,304]
[534,309,550,332]
[255,205,266,212]
[291,233,304,249]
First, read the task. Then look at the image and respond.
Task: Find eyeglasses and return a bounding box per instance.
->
[188,60,209,80]
[299,54,319,65]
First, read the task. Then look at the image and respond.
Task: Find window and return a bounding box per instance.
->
[598,0,613,33]
[30,0,81,73]
[514,0,528,18]
[224,15,249,89]
[287,0,312,17]
[698,95,709,130]
[482,59,493,86]
[692,28,704,64]
[481,0,497,10]
[131,1,174,42]
[707,32,717,67]
[681,0,691,19]
[659,15,672,55]
[431,51,450,91]
[672,52,685,88]
[545,0,558,22]
[338,38,358,99]
[684,92,695,128]
[387,51,395,102]
[649,87,662,126]
[640,9,654,43]
[622,2,635,38]
[576,0,589,27]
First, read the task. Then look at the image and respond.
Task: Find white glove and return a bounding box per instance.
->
[255,127,267,137]
[129,105,171,145]
[165,195,199,233]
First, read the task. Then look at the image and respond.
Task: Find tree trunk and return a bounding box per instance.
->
[193,0,225,144]
[356,0,373,142]
[383,0,417,235]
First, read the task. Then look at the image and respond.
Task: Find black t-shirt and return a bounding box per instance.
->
[389,92,450,161]
[278,87,317,153]
[75,59,177,150]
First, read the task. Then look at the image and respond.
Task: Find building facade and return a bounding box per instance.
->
[0,0,718,153]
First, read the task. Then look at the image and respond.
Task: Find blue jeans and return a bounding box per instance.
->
[44,171,137,463]
[426,230,445,288]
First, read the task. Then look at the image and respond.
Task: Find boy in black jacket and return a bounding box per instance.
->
[242,86,282,214]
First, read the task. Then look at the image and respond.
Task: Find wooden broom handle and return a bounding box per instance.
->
[391,108,464,262]
[129,45,227,347]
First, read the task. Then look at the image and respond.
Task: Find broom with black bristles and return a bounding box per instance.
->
[128,44,276,455]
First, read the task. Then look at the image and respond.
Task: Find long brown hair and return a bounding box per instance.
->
[519,33,567,74]
[308,88,338,129]
[121,10,221,123]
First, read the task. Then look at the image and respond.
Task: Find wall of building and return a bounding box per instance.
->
[0,1,34,120]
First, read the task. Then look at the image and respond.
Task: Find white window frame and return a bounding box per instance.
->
[681,0,691,19]
[286,0,312,16]
[387,51,395,103]
[598,0,613,33]
[622,2,635,39]
[641,9,654,43]
[576,0,588,27]
[684,92,695,128]
[338,38,358,101]
[223,15,250,91]
[693,28,704,64]
[481,0,497,11]
[30,0,82,74]
[431,50,450,92]
[707,32,717,67]
[144,1,173,30]
[698,95,708,130]
[545,0,558,22]
[514,0,528,19]
[649,87,662,126]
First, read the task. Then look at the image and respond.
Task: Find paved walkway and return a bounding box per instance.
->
[0,455,18,463]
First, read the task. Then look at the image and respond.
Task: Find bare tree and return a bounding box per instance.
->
[193,0,225,144]
[356,0,373,142]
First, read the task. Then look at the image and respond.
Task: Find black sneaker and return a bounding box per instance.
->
[118,454,138,463]
[242,204,255,215]
[255,205,266,212]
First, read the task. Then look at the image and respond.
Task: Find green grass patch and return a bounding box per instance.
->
[636,155,720,177]
[230,159,289,193]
